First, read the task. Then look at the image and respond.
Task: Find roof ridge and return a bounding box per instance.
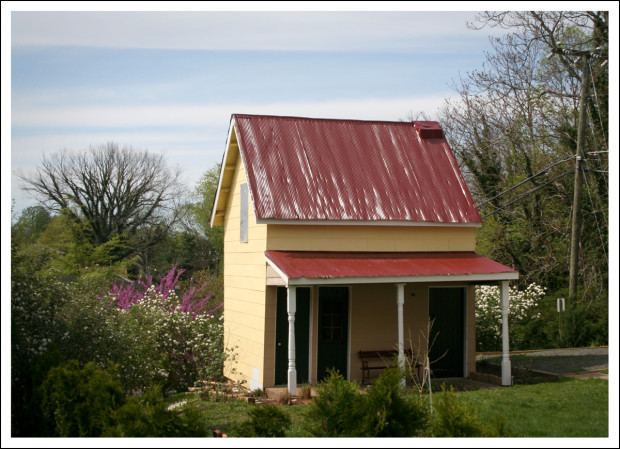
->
[232,113,420,126]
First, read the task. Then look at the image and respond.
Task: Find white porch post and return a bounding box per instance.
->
[396,283,406,385]
[500,280,512,386]
[287,286,297,395]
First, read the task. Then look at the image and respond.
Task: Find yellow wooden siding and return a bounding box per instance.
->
[222,148,269,389]
[266,225,476,252]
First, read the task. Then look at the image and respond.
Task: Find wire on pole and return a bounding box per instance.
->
[479,156,575,207]
[482,171,574,219]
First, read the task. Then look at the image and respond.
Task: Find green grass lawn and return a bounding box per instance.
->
[456,378,608,437]
[176,377,608,437]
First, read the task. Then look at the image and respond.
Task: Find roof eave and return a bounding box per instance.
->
[286,272,519,286]
[209,116,238,228]
[256,218,482,227]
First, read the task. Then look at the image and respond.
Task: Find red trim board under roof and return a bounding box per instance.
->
[265,251,518,284]
[233,114,482,224]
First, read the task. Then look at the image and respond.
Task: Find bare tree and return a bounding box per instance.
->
[19,142,188,249]
[437,11,608,297]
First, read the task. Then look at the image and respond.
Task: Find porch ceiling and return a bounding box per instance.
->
[265,251,519,286]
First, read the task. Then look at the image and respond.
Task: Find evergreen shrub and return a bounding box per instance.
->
[41,361,124,437]
[103,386,208,437]
[235,404,292,437]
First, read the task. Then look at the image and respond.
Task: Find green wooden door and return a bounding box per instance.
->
[275,287,310,385]
[317,287,349,382]
[428,287,465,378]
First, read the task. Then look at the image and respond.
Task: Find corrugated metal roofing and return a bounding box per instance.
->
[265,251,518,281]
[233,114,482,224]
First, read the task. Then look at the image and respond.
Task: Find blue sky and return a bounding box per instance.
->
[6,7,519,215]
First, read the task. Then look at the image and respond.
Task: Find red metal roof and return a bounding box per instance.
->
[265,251,518,281]
[233,114,482,224]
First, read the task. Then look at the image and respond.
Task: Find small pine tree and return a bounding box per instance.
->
[41,361,125,437]
[304,369,364,437]
[360,367,428,437]
[235,404,292,437]
[430,385,485,437]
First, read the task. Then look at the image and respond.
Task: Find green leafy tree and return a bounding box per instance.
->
[187,162,224,273]
[11,205,52,247]
[35,211,132,275]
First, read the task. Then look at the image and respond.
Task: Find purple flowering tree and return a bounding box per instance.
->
[104,265,230,392]
[108,264,222,317]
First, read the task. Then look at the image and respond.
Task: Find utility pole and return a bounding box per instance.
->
[568,53,591,301]
[550,44,607,301]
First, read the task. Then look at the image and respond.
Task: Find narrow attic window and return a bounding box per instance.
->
[240,183,248,243]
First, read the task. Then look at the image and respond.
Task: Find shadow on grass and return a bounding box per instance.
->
[478,353,608,383]
[476,359,559,385]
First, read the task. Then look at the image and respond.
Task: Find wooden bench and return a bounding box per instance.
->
[358,349,421,384]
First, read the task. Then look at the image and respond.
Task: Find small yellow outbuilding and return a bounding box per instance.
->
[210,114,518,393]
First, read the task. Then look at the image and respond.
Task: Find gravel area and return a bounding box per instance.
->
[477,347,608,375]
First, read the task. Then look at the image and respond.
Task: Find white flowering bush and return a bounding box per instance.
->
[11,274,69,360]
[11,246,73,436]
[104,275,231,393]
[475,283,546,351]
[55,292,118,367]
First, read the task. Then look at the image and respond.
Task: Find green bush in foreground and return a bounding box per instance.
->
[361,367,428,437]
[41,361,124,437]
[235,404,292,437]
[431,385,516,437]
[103,386,208,437]
[304,368,429,437]
[303,369,365,436]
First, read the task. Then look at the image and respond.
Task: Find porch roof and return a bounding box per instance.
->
[265,251,518,286]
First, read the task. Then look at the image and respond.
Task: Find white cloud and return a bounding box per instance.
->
[12,95,447,128]
[11,11,493,51]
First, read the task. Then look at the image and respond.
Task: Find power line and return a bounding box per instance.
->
[588,60,608,150]
[583,163,609,228]
[479,155,575,207]
[581,164,608,263]
[586,105,609,187]
[482,171,573,219]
